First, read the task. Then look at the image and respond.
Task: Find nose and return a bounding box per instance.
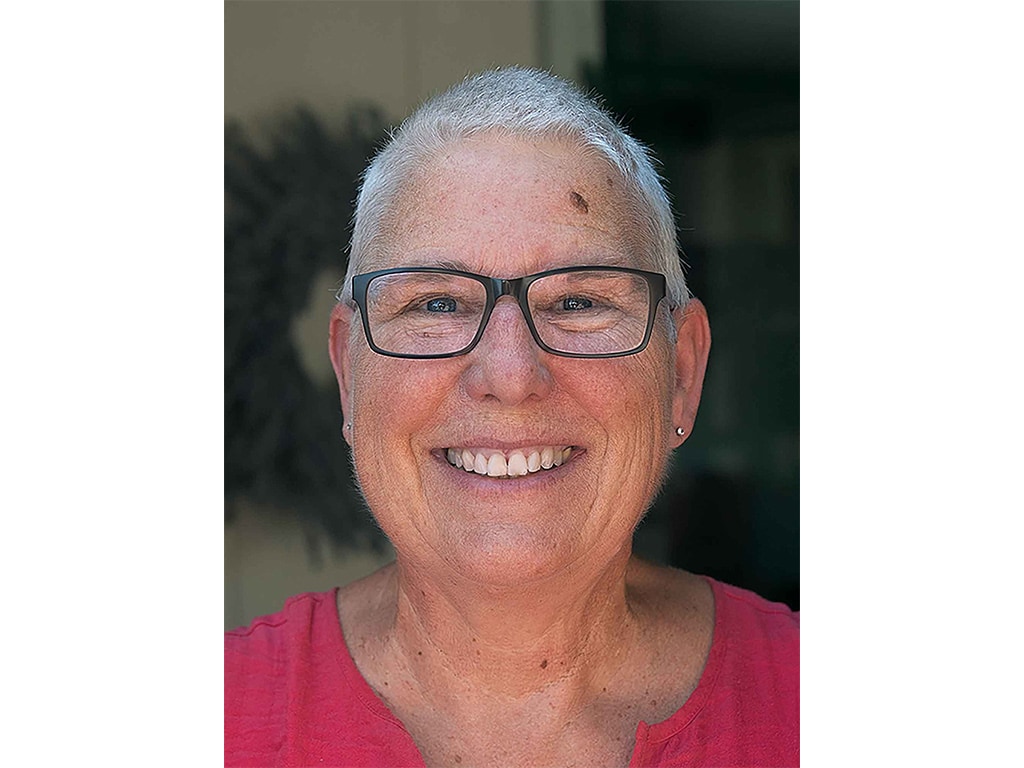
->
[461,297,553,405]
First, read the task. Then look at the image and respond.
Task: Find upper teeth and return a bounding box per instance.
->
[445,447,573,478]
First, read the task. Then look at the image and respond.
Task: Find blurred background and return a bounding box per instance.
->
[225,0,799,630]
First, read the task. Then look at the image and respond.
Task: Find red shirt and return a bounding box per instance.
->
[226,577,799,767]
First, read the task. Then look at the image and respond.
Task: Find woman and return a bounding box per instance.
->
[226,68,798,767]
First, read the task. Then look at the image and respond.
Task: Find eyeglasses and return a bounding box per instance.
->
[348,266,668,359]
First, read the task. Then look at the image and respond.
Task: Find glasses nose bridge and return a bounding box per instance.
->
[487,275,531,317]
[480,275,536,342]
[490,275,525,301]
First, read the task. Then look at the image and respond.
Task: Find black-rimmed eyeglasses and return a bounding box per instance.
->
[347,266,668,359]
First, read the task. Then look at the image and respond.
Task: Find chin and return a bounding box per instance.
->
[434,521,584,587]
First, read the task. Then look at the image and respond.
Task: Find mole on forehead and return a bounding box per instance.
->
[569,190,589,214]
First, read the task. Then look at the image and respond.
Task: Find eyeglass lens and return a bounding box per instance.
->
[363,270,653,356]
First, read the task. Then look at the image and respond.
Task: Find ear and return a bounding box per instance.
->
[670,298,711,448]
[329,302,356,446]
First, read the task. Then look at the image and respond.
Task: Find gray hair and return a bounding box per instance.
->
[343,67,689,307]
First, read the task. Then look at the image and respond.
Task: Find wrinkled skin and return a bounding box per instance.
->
[330,134,710,588]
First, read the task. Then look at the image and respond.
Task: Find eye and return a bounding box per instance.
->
[426,297,457,312]
[562,296,593,311]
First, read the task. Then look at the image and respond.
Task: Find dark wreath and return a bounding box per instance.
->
[225,106,389,552]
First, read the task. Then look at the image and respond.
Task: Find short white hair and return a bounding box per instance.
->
[343,67,689,307]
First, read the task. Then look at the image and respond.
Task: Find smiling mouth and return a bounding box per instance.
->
[444,446,575,478]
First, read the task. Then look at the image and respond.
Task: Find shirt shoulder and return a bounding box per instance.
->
[224,592,337,766]
[225,590,424,768]
[225,591,331,662]
[714,579,800,652]
[637,578,799,767]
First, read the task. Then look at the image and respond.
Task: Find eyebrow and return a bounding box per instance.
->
[424,258,474,271]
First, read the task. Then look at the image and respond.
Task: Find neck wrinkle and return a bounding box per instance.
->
[388,549,637,704]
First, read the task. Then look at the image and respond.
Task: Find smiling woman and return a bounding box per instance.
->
[225,68,798,768]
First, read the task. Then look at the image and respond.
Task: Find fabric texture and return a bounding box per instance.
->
[225,577,799,767]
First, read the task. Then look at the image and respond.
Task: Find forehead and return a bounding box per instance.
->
[367,135,650,276]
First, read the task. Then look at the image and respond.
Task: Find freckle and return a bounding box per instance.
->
[417,651,422,656]
[569,189,589,214]
[454,755,462,764]
[602,687,607,693]
[540,659,548,669]
[476,649,481,656]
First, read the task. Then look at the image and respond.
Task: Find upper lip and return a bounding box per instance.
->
[435,436,581,451]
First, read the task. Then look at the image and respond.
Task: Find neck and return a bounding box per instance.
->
[386,548,638,702]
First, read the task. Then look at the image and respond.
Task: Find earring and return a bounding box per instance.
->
[675,427,685,436]
[344,422,352,434]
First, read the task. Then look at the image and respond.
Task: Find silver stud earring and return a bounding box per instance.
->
[675,427,685,437]
[344,422,352,434]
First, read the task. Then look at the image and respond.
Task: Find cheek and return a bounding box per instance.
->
[577,352,675,492]
[581,348,674,428]
[346,357,446,535]
[346,355,458,502]
[350,354,459,431]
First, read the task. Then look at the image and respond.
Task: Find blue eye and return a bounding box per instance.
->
[426,297,457,312]
[562,297,593,311]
